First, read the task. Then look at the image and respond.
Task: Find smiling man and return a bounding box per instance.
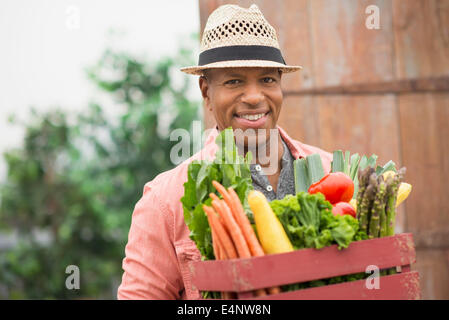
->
[118,4,332,300]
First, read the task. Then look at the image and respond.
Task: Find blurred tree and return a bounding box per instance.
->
[0,36,200,299]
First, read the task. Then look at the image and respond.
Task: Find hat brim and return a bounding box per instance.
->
[180,59,302,75]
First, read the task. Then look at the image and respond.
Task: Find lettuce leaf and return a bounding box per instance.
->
[271,192,360,250]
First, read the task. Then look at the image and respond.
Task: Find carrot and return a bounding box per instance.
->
[210,218,221,260]
[212,181,264,256]
[203,205,238,259]
[212,181,238,219]
[212,180,233,203]
[267,287,281,295]
[216,241,236,300]
[209,187,269,298]
[227,187,265,257]
[209,192,220,202]
[211,199,251,258]
[228,187,281,296]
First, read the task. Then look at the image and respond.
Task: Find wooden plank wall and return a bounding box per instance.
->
[198,0,449,299]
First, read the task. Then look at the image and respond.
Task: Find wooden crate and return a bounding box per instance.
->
[189,233,421,300]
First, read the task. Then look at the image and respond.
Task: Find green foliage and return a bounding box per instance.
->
[0,38,200,299]
[271,192,362,250]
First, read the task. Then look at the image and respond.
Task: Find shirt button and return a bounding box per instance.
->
[255,165,262,172]
[266,185,273,192]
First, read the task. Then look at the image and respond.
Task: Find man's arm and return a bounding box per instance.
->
[117,184,182,299]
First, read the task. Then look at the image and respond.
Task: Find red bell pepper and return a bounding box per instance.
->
[332,202,356,218]
[308,172,354,204]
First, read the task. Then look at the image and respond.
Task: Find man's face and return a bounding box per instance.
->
[199,67,283,148]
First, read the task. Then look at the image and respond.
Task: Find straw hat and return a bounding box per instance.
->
[180,4,302,75]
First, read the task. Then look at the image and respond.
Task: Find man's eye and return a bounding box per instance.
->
[263,77,276,83]
[225,79,241,85]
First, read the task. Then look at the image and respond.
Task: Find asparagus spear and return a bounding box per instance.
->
[370,176,386,238]
[379,189,388,238]
[359,173,377,233]
[386,175,400,236]
[356,167,374,220]
[385,168,406,275]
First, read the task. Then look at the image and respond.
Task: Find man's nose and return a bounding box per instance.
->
[241,83,264,106]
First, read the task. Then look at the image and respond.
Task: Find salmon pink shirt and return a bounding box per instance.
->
[117,126,332,300]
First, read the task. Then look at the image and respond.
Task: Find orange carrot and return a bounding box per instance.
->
[210,218,221,260]
[209,186,270,297]
[212,180,232,201]
[203,205,237,259]
[211,199,251,258]
[267,287,281,295]
[227,187,281,296]
[209,192,220,202]
[227,187,265,257]
[214,181,264,256]
[212,181,237,218]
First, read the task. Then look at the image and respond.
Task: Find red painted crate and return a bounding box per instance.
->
[189,233,421,300]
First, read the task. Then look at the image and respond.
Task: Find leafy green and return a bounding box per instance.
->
[270,192,362,250]
[181,127,254,260]
[272,192,369,293]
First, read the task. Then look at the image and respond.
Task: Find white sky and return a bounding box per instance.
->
[0,0,201,181]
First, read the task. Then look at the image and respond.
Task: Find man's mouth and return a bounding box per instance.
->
[234,111,270,128]
[236,112,267,121]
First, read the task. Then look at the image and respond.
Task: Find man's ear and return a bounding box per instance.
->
[199,76,212,111]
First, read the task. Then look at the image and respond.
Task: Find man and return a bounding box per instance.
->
[117,4,332,300]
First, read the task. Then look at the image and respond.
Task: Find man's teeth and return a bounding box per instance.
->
[239,113,265,121]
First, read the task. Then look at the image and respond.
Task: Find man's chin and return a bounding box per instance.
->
[233,126,277,152]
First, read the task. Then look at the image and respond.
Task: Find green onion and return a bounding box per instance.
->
[367,154,378,168]
[358,155,368,171]
[349,153,360,181]
[307,154,325,184]
[379,160,397,175]
[331,150,344,173]
[294,158,310,192]
[344,151,351,175]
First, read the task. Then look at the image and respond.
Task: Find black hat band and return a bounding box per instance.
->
[198,45,286,66]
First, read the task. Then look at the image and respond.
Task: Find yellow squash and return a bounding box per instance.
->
[248,190,294,254]
[396,182,412,207]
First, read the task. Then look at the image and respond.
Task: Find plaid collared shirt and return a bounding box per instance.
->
[250,137,296,201]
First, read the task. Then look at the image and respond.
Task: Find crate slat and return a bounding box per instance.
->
[244,271,421,300]
[190,233,416,292]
